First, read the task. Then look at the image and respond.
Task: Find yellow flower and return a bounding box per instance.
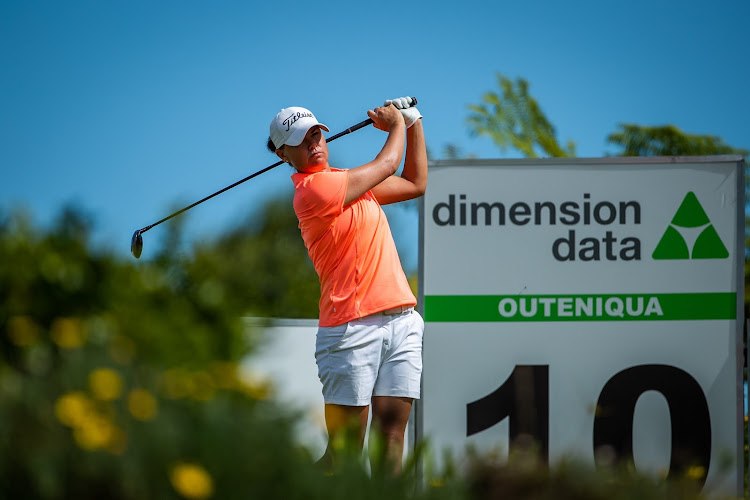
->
[128,389,158,421]
[685,465,706,481]
[89,368,124,401]
[55,391,126,452]
[55,391,94,428]
[170,463,214,499]
[7,316,40,346]
[74,415,115,451]
[238,370,273,400]
[50,317,86,349]
[210,362,239,390]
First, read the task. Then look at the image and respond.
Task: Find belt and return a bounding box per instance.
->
[377,305,414,315]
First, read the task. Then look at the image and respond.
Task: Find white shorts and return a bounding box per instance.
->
[315,308,424,406]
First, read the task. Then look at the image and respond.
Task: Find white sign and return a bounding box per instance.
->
[417,156,744,494]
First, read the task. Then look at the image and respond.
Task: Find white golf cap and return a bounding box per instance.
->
[269,107,329,149]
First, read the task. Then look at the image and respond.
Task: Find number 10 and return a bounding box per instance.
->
[466,364,711,486]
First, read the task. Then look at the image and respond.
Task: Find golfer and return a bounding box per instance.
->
[267,97,426,472]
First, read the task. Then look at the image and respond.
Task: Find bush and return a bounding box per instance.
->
[0,207,465,499]
[0,206,737,499]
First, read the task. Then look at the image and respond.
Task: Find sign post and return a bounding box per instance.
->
[417,156,745,494]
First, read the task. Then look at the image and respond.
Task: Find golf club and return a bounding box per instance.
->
[130,97,417,258]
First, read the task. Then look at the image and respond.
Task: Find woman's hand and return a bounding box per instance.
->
[385,96,422,128]
[367,104,405,132]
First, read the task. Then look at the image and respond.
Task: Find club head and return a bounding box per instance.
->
[130,230,143,259]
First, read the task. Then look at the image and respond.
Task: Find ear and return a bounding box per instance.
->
[275,147,288,164]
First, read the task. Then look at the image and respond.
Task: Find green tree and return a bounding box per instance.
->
[466,73,575,158]
[465,72,747,164]
[189,195,320,319]
[607,123,749,158]
[0,206,302,499]
[0,205,468,500]
[0,204,719,500]
[441,144,477,160]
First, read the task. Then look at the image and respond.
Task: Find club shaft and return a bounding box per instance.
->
[135,95,417,234]
[137,117,374,234]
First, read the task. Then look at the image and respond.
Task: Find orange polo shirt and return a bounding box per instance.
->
[291,168,416,327]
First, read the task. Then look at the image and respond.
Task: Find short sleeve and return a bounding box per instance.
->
[292,170,348,221]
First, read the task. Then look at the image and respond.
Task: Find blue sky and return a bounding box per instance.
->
[1,0,748,271]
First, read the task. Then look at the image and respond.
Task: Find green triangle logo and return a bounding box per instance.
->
[670,192,710,227]
[692,225,729,259]
[652,192,728,260]
[652,226,690,259]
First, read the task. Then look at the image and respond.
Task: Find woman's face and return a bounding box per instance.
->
[277,126,329,173]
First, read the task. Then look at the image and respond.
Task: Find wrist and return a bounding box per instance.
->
[406,117,422,133]
[389,119,406,131]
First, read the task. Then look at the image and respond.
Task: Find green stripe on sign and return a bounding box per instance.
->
[423,293,737,322]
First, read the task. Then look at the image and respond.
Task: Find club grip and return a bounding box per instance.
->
[387,97,418,107]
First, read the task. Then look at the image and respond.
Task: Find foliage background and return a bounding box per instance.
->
[1,74,746,499]
[0,203,725,500]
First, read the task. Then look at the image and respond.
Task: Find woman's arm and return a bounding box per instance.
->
[370,118,427,205]
[344,105,406,205]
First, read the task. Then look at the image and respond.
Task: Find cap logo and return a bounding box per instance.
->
[283,111,314,131]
